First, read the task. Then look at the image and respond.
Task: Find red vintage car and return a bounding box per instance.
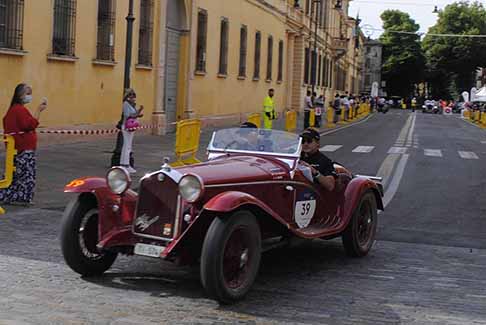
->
[60,128,384,303]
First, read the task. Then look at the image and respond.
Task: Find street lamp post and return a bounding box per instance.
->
[123,0,135,91]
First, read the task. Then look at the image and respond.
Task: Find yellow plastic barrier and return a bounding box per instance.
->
[464,109,471,119]
[326,108,335,128]
[475,110,481,123]
[247,113,261,128]
[481,112,486,128]
[285,110,297,132]
[309,109,315,127]
[171,119,201,167]
[0,135,17,214]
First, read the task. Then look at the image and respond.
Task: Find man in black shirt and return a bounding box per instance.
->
[300,128,336,192]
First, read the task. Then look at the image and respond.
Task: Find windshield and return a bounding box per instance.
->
[208,128,302,157]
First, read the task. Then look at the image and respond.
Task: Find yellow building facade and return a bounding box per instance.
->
[0,0,163,129]
[0,0,365,133]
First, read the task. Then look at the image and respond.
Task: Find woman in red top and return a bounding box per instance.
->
[0,83,47,205]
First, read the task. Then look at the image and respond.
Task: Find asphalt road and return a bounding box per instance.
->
[1,111,486,324]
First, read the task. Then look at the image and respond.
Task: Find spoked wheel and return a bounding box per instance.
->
[60,195,117,276]
[342,191,378,257]
[200,210,261,304]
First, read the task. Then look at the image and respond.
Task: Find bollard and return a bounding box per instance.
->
[285,110,297,132]
[326,108,335,128]
[309,109,315,127]
[338,107,347,124]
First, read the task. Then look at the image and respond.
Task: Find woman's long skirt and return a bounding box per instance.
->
[0,151,36,204]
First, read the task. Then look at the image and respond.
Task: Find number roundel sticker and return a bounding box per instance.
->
[295,199,316,228]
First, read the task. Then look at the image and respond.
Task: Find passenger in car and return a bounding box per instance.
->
[299,128,336,192]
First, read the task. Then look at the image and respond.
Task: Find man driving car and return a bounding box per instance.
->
[300,128,336,192]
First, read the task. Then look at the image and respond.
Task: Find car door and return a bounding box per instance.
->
[290,171,342,233]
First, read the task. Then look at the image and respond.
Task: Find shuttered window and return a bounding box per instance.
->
[195,8,207,72]
[266,36,273,81]
[238,25,247,77]
[52,0,77,56]
[218,17,229,75]
[0,0,24,50]
[253,31,261,79]
[138,0,154,66]
[96,0,116,61]
[277,40,283,82]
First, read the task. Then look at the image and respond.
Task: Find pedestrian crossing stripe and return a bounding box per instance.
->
[424,149,442,157]
[317,145,480,159]
[320,145,342,152]
[352,146,375,153]
[458,151,479,159]
[388,147,408,154]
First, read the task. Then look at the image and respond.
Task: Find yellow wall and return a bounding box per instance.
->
[0,0,160,128]
[191,0,289,118]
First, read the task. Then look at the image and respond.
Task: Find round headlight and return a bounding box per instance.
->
[107,167,131,194]
[179,175,203,203]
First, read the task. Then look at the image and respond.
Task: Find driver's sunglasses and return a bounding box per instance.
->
[302,138,314,144]
[129,93,137,98]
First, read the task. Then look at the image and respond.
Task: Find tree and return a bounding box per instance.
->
[379,10,426,97]
[423,1,486,98]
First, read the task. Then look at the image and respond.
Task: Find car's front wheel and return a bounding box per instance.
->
[200,210,261,304]
[60,195,117,276]
[342,191,378,257]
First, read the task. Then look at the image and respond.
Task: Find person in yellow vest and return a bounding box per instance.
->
[263,88,276,129]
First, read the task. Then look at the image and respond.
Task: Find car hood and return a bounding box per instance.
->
[174,155,289,185]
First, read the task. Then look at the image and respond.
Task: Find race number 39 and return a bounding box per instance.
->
[295,200,316,228]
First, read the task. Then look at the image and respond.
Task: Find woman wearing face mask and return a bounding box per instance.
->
[121,88,143,174]
[0,83,47,206]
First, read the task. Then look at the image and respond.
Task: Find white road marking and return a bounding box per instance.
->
[424,149,443,157]
[481,141,486,144]
[458,151,479,159]
[405,114,417,147]
[388,147,408,154]
[383,154,410,208]
[352,146,375,153]
[320,145,342,152]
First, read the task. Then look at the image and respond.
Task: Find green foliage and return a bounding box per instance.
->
[423,1,486,97]
[379,10,426,97]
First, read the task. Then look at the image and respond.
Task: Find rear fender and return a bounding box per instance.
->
[341,177,384,229]
[64,177,138,250]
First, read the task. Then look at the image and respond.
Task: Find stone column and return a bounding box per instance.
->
[152,0,168,135]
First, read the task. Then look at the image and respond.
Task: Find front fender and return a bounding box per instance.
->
[64,177,107,193]
[64,177,138,250]
[204,191,283,221]
[342,177,384,228]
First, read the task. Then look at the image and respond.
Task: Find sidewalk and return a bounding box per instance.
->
[1,113,373,212]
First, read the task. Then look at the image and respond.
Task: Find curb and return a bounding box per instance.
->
[319,113,375,137]
[456,116,486,130]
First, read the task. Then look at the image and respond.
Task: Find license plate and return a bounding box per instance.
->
[134,243,165,258]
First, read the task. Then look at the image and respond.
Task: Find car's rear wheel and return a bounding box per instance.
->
[200,210,261,304]
[342,191,378,257]
[60,195,117,276]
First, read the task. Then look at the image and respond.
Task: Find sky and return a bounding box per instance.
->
[349,0,461,38]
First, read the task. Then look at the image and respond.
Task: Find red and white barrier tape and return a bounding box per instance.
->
[1,124,162,137]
